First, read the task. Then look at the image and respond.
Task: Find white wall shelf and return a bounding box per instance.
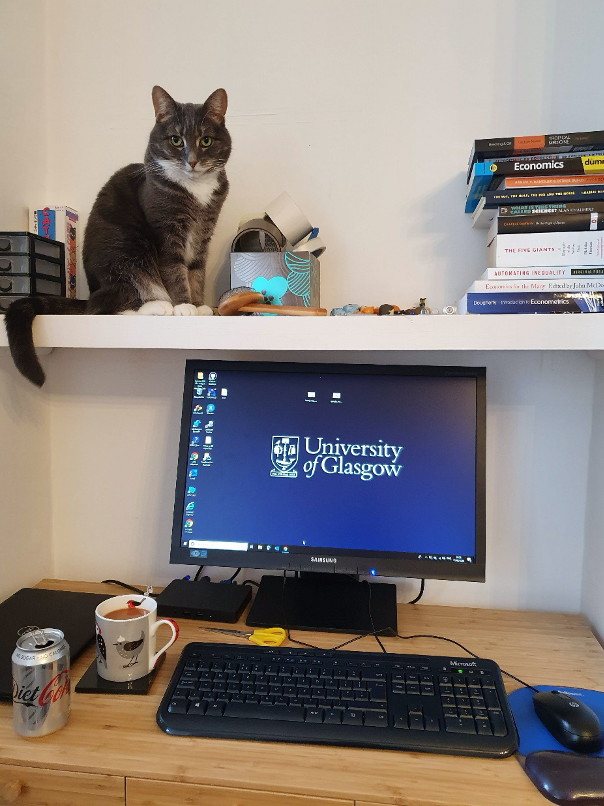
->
[1,314,604,352]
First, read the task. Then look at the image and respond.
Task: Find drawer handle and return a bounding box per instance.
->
[0,780,23,803]
[0,280,12,292]
[0,239,10,252]
[0,259,11,272]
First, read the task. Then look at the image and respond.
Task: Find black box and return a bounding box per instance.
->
[156,579,252,623]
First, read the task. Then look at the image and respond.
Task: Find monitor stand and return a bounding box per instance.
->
[246,573,398,635]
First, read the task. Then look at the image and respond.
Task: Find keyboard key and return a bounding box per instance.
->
[205,702,225,717]
[488,710,508,737]
[168,697,188,714]
[484,690,501,709]
[342,710,364,726]
[224,702,304,721]
[187,699,206,715]
[445,716,476,734]
[394,715,409,729]
[324,710,342,724]
[409,713,424,730]
[425,715,440,732]
[364,711,388,727]
[476,717,493,735]
[305,708,323,723]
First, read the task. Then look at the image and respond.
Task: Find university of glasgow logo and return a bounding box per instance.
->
[270,436,299,478]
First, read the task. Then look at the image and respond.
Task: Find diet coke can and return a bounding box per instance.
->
[11,627,70,737]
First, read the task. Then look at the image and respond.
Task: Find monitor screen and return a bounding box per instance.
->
[170,361,486,582]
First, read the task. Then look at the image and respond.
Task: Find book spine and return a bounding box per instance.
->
[469,278,604,292]
[493,174,604,190]
[487,232,604,267]
[495,212,603,234]
[482,188,604,207]
[461,291,604,314]
[499,201,604,216]
[468,131,604,175]
[485,155,604,178]
[485,266,604,279]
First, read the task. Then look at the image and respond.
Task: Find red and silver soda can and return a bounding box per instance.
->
[11,627,70,737]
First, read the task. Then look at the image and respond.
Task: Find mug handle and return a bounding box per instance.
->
[150,618,179,668]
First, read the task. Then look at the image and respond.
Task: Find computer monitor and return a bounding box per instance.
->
[170,360,486,633]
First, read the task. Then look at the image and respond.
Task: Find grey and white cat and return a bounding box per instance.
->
[5,85,231,386]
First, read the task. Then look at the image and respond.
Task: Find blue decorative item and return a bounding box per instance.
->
[251,276,288,306]
[284,251,311,306]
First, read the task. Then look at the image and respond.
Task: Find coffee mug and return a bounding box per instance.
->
[95,595,179,682]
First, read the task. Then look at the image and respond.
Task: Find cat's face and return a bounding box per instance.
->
[146,87,231,182]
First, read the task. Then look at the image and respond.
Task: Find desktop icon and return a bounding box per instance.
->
[204,436,212,446]
[197,372,204,380]
[188,469,198,478]
[194,405,203,413]
[209,371,217,381]
[190,436,200,446]
[221,388,228,397]
[185,519,194,529]
[207,389,217,399]
[307,391,316,398]
[193,420,201,428]
[205,420,214,430]
[206,403,216,414]
[202,452,211,461]
[186,502,195,511]
[190,452,199,462]
[187,486,196,495]
[332,392,341,400]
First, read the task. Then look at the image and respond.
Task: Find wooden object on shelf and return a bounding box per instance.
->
[0,579,603,805]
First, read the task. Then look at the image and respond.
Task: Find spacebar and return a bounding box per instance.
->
[223,703,305,721]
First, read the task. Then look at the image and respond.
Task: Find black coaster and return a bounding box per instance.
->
[75,653,165,695]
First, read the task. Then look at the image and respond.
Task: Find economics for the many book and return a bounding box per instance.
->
[487,231,604,268]
[457,291,604,314]
[468,278,604,293]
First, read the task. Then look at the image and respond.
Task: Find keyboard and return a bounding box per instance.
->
[156,642,518,758]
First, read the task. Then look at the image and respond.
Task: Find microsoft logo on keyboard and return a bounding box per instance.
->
[450,660,478,667]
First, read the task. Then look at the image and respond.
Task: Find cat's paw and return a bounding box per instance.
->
[196,305,214,316]
[173,303,198,316]
[137,300,174,316]
[119,310,138,316]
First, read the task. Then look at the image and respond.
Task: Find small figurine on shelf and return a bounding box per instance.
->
[329,298,438,317]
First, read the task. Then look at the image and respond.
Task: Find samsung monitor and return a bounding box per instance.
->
[170,360,486,633]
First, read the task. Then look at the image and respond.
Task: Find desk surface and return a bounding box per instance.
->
[1,580,603,806]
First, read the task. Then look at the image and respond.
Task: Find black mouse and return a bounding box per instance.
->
[533,690,604,754]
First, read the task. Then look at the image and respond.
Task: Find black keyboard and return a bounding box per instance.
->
[157,642,518,758]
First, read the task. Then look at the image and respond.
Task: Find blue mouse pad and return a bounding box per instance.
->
[509,686,604,758]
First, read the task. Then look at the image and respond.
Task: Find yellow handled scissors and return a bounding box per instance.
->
[201,627,287,647]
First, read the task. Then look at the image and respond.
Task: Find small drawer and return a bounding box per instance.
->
[0,255,62,277]
[0,295,22,312]
[0,233,62,260]
[0,277,63,296]
[0,234,29,253]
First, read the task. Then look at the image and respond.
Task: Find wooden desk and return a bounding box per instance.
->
[1,580,603,806]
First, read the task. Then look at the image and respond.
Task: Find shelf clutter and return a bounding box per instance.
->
[461,129,604,315]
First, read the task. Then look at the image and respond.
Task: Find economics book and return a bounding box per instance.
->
[484,266,604,279]
[457,291,604,315]
[467,129,604,179]
[466,155,604,212]
[487,212,604,239]
[487,231,604,267]
[468,278,604,293]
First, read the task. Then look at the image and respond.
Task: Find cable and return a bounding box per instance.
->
[222,568,241,583]
[101,579,148,596]
[407,578,425,604]
[193,566,205,582]
[242,579,260,588]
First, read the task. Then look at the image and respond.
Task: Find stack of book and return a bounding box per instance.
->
[459,129,604,314]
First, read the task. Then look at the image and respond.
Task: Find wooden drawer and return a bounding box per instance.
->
[127,778,353,806]
[0,764,124,805]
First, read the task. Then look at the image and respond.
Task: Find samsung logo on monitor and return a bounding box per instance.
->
[311,557,337,564]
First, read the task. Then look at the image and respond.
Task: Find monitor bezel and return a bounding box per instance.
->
[169,360,486,583]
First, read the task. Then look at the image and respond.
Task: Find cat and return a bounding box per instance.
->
[4,85,231,386]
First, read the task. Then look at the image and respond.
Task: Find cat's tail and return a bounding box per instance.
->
[4,296,88,387]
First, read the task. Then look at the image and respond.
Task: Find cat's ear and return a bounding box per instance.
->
[204,89,228,124]
[152,86,177,122]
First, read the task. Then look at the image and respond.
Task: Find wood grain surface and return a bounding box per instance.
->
[0,580,602,806]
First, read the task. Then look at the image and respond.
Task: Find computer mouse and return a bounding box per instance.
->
[533,690,604,754]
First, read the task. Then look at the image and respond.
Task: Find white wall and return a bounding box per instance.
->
[0,4,53,598]
[582,362,604,642]
[2,0,604,615]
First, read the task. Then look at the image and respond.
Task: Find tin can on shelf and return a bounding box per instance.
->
[11,627,71,737]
